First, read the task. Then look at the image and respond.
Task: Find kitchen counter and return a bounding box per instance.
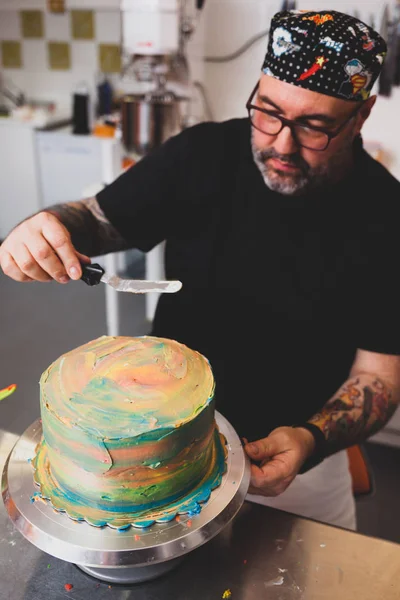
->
[0,111,71,131]
[1,429,400,600]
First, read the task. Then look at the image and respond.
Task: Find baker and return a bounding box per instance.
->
[1,10,400,531]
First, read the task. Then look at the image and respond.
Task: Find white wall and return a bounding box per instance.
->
[202,0,400,180]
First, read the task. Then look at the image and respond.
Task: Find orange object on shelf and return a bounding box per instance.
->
[93,123,116,138]
[122,157,136,170]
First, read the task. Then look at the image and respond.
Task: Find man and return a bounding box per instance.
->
[1,10,400,531]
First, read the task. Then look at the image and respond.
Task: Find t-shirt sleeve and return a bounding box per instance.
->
[96,129,187,252]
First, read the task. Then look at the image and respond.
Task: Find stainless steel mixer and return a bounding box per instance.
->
[2,412,250,584]
[119,0,207,155]
[121,69,187,155]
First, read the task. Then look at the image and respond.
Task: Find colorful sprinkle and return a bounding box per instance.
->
[64,583,73,591]
[187,520,192,528]
[47,564,51,569]
[222,591,232,599]
[243,559,247,564]
[134,534,140,541]
[0,384,17,402]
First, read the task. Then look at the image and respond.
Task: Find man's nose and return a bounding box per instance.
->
[273,125,299,155]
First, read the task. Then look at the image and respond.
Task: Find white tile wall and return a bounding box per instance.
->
[95,10,121,44]
[44,11,70,42]
[22,39,47,71]
[71,40,98,72]
[0,10,21,39]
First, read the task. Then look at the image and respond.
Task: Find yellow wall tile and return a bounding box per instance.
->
[21,10,44,39]
[71,10,94,40]
[99,44,121,73]
[48,42,70,70]
[1,41,22,69]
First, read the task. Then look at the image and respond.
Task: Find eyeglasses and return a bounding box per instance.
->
[246,83,363,152]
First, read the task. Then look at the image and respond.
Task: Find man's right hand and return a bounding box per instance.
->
[0,212,90,284]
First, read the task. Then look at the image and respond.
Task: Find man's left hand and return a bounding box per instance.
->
[244,427,316,497]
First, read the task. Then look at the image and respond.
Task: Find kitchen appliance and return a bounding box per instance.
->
[2,413,250,584]
[72,84,90,135]
[121,69,186,154]
[116,0,208,323]
[119,0,207,155]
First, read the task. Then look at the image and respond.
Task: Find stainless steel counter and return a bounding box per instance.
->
[1,429,400,600]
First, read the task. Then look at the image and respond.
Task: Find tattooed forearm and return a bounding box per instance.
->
[45,198,129,257]
[308,374,398,455]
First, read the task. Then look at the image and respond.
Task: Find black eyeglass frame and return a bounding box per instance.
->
[246,82,363,152]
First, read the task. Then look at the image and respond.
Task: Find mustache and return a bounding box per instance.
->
[255,147,309,172]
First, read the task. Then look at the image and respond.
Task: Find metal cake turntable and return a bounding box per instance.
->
[2,412,250,584]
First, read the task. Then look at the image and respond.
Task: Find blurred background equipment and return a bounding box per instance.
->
[119,0,207,156]
[377,2,400,97]
[72,82,91,135]
[116,0,207,322]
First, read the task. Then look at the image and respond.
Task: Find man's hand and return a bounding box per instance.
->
[0,212,90,284]
[244,427,316,497]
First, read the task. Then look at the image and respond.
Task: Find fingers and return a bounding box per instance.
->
[0,212,89,284]
[249,462,294,497]
[12,241,55,282]
[250,459,285,487]
[76,251,91,264]
[0,251,34,282]
[245,437,280,462]
[245,428,311,498]
[41,218,83,280]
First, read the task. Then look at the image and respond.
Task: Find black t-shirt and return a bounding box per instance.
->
[97,118,400,442]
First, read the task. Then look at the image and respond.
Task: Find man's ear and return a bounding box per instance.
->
[356,96,377,134]
[358,95,377,128]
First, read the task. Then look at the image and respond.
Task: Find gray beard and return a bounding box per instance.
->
[251,130,354,196]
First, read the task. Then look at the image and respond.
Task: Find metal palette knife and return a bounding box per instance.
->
[80,263,182,294]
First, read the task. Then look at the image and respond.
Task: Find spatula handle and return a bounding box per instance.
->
[80,263,105,286]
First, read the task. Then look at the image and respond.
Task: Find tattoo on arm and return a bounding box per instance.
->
[46,198,129,256]
[308,375,398,454]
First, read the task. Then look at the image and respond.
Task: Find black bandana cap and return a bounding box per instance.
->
[262,10,387,101]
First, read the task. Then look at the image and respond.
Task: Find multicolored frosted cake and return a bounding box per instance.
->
[32,336,226,529]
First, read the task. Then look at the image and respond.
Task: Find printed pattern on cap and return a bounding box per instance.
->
[262,10,387,101]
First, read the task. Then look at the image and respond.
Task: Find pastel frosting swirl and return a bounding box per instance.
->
[41,335,215,440]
